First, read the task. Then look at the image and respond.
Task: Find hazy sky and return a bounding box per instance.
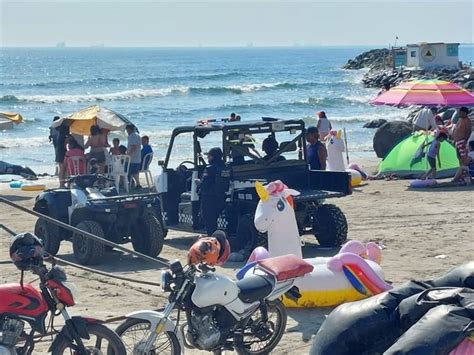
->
[1,0,473,47]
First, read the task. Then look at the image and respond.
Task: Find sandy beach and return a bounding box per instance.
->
[1,166,473,354]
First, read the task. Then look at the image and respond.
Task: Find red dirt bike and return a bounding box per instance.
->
[0,233,126,354]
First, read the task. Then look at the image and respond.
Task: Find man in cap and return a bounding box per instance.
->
[196,147,230,235]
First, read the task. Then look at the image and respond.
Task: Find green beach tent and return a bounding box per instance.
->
[378,132,459,178]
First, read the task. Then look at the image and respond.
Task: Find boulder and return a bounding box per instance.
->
[363,119,387,129]
[373,121,413,158]
[463,80,474,90]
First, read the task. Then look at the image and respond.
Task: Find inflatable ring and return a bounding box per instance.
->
[346,168,362,187]
[9,181,23,188]
[21,184,46,191]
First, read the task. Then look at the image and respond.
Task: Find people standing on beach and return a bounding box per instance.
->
[420,132,447,180]
[141,135,153,169]
[451,107,472,183]
[229,112,237,121]
[126,124,142,189]
[195,147,230,236]
[306,126,327,170]
[413,107,438,132]
[84,125,107,173]
[55,120,70,187]
[109,138,121,155]
[316,111,332,141]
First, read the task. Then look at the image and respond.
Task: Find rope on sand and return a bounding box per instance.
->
[0,222,162,288]
[0,196,170,268]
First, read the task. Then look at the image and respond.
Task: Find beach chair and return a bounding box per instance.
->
[67,156,86,176]
[110,155,131,194]
[139,152,154,190]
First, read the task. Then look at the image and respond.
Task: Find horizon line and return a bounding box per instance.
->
[2,43,473,49]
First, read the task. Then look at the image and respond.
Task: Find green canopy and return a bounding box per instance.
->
[378,132,459,179]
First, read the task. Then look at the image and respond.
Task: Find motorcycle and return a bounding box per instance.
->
[0,255,126,354]
[116,254,313,354]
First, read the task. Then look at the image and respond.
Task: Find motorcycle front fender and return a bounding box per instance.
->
[47,316,90,352]
[126,310,184,351]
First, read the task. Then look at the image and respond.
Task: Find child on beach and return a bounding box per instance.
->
[109,138,121,155]
[420,132,447,180]
[316,111,332,141]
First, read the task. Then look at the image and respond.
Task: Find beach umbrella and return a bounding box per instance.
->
[378,132,459,178]
[369,80,474,107]
[52,105,134,136]
[0,112,23,130]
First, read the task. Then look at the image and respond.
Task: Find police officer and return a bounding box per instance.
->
[197,147,230,236]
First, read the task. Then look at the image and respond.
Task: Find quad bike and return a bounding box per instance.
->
[33,174,166,265]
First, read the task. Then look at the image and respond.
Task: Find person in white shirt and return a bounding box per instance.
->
[413,107,438,132]
[316,111,332,141]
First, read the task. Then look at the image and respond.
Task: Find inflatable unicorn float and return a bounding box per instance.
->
[325,130,368,187]
[238,180,392,308]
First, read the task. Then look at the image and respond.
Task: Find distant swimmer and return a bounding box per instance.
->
[316,111,332,141]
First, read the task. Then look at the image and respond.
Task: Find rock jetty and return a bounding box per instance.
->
[343,48,474,90]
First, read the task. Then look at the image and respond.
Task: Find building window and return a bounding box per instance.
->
[446,44,458,57]
[411,51,417,57]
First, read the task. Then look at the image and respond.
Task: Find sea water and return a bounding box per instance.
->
[1,46,472,174]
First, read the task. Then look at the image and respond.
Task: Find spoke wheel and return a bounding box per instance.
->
[235,299,287,355]
[116,318,180,355]
[51,323,126,355]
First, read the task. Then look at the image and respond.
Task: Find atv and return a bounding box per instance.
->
[33,174,166,265]
[156,117,351,251]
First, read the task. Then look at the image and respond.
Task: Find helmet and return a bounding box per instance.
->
[211,230,231,266]
[187,237,220,266]
[9,233,44,271]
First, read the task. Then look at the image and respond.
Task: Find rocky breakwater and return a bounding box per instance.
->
[343,48,474,90]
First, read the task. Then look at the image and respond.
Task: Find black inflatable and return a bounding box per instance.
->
[310,262,474,355]
[0,160,36,177]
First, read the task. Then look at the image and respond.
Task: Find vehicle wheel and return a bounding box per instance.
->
[72,221,105,265]
[235,299,287,354]
[116,317,181,355]
[34,218,61,256]
[312,204,348,247]
[50,322,126,355]
[131,213,164,257]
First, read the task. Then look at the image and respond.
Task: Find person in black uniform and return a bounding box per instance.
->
[197,147,230,236]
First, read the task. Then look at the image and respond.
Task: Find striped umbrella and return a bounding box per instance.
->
[369,79,474,107]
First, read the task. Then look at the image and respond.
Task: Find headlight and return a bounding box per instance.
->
[161,271,172,292]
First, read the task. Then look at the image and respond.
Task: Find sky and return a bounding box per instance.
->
[0,0,473,47]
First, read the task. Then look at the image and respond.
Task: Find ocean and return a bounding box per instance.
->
[1,46,472,174]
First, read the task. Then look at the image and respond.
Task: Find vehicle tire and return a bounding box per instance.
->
[50,322,126,355]
[235,299,287,355]
[131,213,164,257]
[72,220,105,265]
[116,317,181,355]
[312,204,348,247]
[34,218,61,256]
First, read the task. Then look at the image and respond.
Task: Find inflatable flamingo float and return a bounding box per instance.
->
[244,180,392,308]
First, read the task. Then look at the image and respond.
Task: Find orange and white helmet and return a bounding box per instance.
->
[187,230,231,266]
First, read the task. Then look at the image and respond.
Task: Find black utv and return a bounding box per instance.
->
[156,117,351,251]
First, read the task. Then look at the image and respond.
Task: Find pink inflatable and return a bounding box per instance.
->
[347,162,368,180]
[450,337,474,355]
[247,246,270,263]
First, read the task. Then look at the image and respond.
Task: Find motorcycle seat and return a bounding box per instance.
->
[236,274,274,303]
[257,254,314,281]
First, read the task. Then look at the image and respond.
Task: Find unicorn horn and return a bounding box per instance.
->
[255,181,269,201]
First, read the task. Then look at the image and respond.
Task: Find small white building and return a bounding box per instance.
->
[406,42,460,70]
